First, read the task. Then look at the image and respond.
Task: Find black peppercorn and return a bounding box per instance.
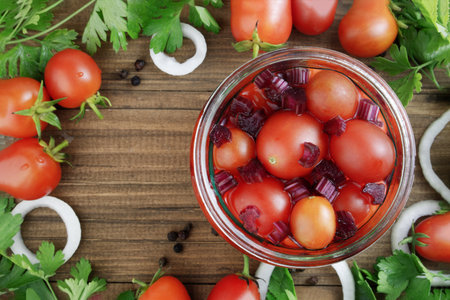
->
[131,75,141,86]
[173,243,183,253]
[119,69,129,79]
[158,257,168,268]
[184,222,193,232]
[135,59,146,71]
[306,276,319,286]
[178,230,189,241]
[167,231,178,242]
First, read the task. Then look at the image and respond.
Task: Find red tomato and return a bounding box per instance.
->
[231,0,292,57]
[338,0,398,57]
[292,0,338,35]
[0,78,50,138]
[213,128,255,173]
[0,138,62,200]
[290,196,336,249]
[330,120,395,183]
[333,182,378,228]
[139,276,191,300]
[207,274,259,300]
[227,177,291,237]
[239,83,278,115]
[306,70,358,122]
[256,111,328,179]
[415,212,450,263]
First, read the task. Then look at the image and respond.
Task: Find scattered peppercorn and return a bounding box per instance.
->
[306,276,319,286]
[173,243,183,253]
[184,222,193,232]
[158,257,168,268]
[178,230,189,241]
[135,59,146,71]
[131,75,141,86]
[167,231,178,242]
[119,69,129,79]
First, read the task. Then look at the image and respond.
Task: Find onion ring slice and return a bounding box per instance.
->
[419,109,450,203]
[150,23,207,76]
[10,196,81,264]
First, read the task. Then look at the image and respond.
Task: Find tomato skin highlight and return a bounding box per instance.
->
[415,212,450,263]
[0,138,61,200]
[330,120,395,184]
[0,77,50,138]
[139,276,191,300]
[207,274,259,300]
[338,0,398,57]
[290,196,336,250]
[292,0,338,35]
[44,49,101,108]
[230,0,292,44]
[256,111,328,179]
[228,177,291,237]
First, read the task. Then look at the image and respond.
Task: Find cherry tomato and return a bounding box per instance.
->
[44,49,101,108]
[306,70,358,122]
[227,177,291,237]
[333,182,378,228]
[290,196,336,249]
[231,0,292,57]
[207,274,259,300]
[213,127,255,173]
[330,120,395,183]
[415,212,450,263]
[338,0,398,57]
[139,276,191,300]
[292,0,338,35]
[0,138,62,200]
[256,111,328,179]
[0,78,50,138]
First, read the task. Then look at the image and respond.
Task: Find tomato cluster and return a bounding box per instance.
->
[210,67,396,250]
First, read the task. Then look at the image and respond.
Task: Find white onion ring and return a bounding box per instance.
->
[150,23,207,76]
[332,261,355,300]
[391,200,450,286]
[419,109,450,203]
[10,196,81,264]
[255,262,275,300]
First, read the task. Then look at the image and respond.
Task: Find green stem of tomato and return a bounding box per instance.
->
[6,0,96,45]
[242,255,250,277]
[52,139,70,154]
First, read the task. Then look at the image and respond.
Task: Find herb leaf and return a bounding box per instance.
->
[266,267,297,300]
[351,261,376,300]
[127,0,151,39]
[371,44,412,76]
[35,242,65,278]
[389,71,422,106]
[0,197,22,253]
[188,5,221,33]
[203,0,224,8]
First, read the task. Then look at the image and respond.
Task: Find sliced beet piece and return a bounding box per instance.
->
[362,182,386,205]
[335,210,357,241]
[230,96,254,116]
[310,159,346,186]
[237,109,266,138]
[282,87,306,114]
[239,205,260,234]
[299,142,320,168]
[263,87,283,105]
[286,67,309,85]
[214,170,237,195]
[315,176,339,203]
[271,76,290,94]
[267,221,290,244]
[357,99,380,122]
[209,124,231,148]
[237,158,267,183]
[254,69,274,89]
[284,178,311,204]
[323,116,347,136]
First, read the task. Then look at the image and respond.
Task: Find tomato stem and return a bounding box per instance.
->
[241,254,250,277]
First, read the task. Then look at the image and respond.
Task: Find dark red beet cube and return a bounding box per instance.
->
[315,176,339,203]
[231,96,254,116]
[282,87,306,114]
[237,109,266,138]
[239,205,260,234]
[254,69,274,89]
[299,142,320,168]
[357,99,380,123]
[284,178,311,204]
[363,182,386,205]
[271,76,290,94]
[323,116,346,136]
[268,221,290,244]
[310,159,346,187]
[286,67,309,85]
[335,210,357,241]
[214,170,237,195]
[263,87,283,105]
[210,124,231,148]
[237,158,267,183]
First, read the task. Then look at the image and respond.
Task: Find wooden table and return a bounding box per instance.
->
[10,1,449,299]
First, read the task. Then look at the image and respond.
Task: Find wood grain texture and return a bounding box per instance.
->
[4,0,449,299]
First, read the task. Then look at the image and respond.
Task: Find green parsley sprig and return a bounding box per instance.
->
[371,0,450,106]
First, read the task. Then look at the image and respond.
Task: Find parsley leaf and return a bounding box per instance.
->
[188,5,220,33]
[389,71,422,106]
[0,256,41,292]
[127,0,151,39]
[371,44,412,76]
[203,0,224,8]
[35,242,65,277]
[266,267,297,300]
[57,258,107,300]
[351,261,376,300]
[0,197,22,253]
[82,0,128,54]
